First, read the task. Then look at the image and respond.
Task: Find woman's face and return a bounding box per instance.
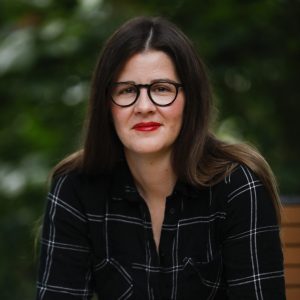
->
[111,50,185,159]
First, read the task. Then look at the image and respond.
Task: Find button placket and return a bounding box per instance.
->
[169,207,176,215]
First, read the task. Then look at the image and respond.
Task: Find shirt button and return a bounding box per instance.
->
[169,208,175,215]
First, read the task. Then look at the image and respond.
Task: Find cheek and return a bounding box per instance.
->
[110,105,117,122]
[170,98,185,128]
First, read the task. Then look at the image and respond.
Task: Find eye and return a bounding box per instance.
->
[115,84,137,96]
[151,83,174,94]
[121,87,135,94]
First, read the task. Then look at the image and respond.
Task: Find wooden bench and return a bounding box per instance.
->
[282,204,300,300]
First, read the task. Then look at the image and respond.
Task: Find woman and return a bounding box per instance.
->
[36,16,286,299]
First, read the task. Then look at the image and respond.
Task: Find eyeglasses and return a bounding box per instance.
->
[110,80,183,107]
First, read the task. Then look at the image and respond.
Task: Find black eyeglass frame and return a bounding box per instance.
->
[110,80,183,107]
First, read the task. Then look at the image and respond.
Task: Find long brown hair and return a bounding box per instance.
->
[52,16,281,221]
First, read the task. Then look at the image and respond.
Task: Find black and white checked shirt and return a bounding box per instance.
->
[36,162,286,299]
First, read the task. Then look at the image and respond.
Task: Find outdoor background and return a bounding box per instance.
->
[0,0,299,299]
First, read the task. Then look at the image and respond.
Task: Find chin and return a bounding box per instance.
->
[125,144,172,157]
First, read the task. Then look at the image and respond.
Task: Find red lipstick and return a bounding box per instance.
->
[132,122,161,131]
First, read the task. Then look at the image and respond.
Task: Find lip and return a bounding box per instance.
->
[132,122,162,131]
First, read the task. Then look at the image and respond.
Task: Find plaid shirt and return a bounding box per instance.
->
[36,162,286,299]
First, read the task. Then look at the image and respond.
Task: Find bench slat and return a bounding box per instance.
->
[286,288,300,300]
[282,227,300,244]
[285,267,300,285]
[282,206,300,225]
[284,247,300,265]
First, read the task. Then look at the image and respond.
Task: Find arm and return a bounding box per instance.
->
[221,165,286,299]
[36,173,94,300]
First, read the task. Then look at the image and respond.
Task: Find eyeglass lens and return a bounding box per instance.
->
[111,82,179,107]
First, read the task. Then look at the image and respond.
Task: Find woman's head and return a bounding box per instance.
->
[84,16,212,178]
[110,50,185,161]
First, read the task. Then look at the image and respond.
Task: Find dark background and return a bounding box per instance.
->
[0,0,299,298]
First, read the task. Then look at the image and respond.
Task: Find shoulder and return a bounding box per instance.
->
[49,170,111,210]
[210,164,275,215]
[212,164,262,198]
[211,164,279,227]
[51,169,110,190]
[50,170,85,199]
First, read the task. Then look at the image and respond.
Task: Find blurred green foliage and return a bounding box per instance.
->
[0,0,299,299]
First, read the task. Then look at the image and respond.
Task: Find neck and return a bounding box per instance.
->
[125,151,177,203]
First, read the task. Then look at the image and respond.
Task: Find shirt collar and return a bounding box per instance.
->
[110,161,141,202]
[110,161,203,202]
[172,179,204,199]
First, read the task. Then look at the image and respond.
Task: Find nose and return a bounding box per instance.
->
[133,87,156,114]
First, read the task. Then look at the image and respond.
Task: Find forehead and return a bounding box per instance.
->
[115,50,179,82]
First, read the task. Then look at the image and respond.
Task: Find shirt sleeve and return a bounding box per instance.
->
[221,165,286,299]
[36,173,94,300]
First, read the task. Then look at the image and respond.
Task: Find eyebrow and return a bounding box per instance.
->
[114,79,179,84]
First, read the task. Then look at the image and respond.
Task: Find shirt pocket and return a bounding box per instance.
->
[180,253,225,300]
[93,256,134,300]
